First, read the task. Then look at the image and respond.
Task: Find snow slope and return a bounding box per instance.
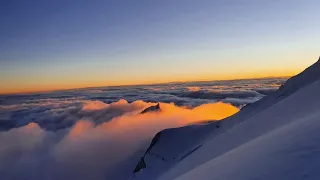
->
[133,57,320,180]
[175,104,320,180]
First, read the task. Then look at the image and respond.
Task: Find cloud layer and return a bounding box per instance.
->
[0,99,238,180]
[0,78,285,179]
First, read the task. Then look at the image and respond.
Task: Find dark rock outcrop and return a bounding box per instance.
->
[140,103,161,114]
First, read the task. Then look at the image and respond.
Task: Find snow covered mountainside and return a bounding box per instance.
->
[133,57,320,180]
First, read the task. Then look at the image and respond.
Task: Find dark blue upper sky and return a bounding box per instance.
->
[1,0,319,93]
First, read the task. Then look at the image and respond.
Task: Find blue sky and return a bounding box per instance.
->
[1,0,319,93]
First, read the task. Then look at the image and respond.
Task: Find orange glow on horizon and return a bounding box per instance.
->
[0,69,300,95]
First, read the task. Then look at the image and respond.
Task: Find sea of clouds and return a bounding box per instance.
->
[0,78,286,180]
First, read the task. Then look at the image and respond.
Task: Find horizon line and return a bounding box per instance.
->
[0,75,291,96]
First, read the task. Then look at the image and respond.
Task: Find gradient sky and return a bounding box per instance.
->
[1,0,319,94]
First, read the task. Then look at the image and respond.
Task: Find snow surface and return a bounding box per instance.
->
[133,57,320,180]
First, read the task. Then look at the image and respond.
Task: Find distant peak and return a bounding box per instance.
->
[140,103,161,114]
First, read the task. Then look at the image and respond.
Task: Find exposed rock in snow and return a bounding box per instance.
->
[140,103,161,114]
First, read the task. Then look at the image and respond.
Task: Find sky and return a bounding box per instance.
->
[0,0,319,94]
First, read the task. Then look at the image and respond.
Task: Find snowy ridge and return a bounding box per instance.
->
[132,123,219,179]
[132,57,320,180]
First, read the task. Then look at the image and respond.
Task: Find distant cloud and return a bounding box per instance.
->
[174,90,263,100]
[82,100,110,110]
[0,79,285,131]
[187,86,201,92]
[254,88,278,95]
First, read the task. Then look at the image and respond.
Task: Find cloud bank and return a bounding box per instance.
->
[0,78,286,179]
[0,99,238,180]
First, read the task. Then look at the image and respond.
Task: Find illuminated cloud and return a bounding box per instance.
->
[187,86,201,92]
[0,99,238,180]
[82,100,109,111]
